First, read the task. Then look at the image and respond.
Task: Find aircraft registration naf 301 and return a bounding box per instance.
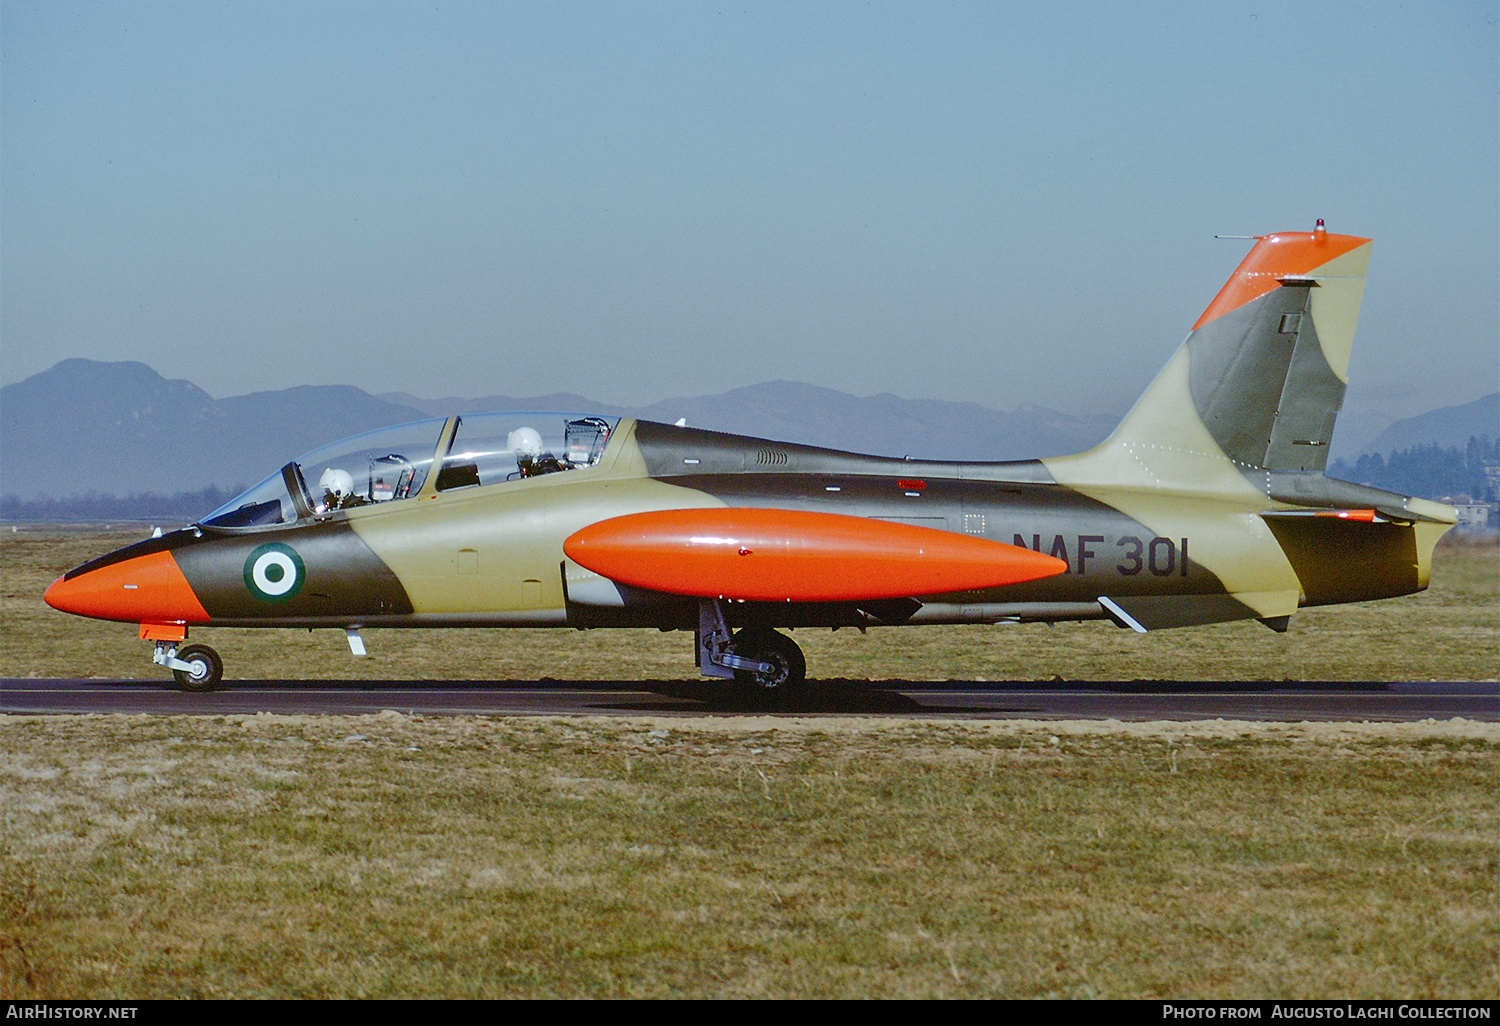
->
[45,223,1457,692]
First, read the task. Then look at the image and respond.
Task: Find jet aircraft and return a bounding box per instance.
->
[44,224,1457,691]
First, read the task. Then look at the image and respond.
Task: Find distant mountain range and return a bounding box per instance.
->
[1359,393,1499,456]
[2,360,429,501]
[1,359,1494,504]
[379,382,1121,469]
[1,360,1115,501]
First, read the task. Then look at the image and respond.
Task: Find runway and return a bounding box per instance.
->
[2,677,1495,720]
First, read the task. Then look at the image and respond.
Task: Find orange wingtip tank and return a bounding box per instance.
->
[563,507,1069,602]
[43,550,210,625]
[1194,225,1371,330]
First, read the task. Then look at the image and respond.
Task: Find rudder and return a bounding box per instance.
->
[1186,222,1371,473]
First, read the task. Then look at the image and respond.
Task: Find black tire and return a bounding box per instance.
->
[172,644,223,693]
[731,629,806,689]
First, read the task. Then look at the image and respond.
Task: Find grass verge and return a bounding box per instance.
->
[1,715,1495,999]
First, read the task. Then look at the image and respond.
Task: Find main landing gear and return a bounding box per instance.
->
[696,599,807,689]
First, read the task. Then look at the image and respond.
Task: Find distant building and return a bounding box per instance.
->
[1440,496,1496,532]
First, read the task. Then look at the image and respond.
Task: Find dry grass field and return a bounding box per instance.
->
[2,715,1496,999]
[1,528,1496,999]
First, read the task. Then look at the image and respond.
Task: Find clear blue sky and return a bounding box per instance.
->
[3,1,1496,443]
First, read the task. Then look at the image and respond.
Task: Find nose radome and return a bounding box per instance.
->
[44,550,210,624]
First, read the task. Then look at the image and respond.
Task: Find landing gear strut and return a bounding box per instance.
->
[696,599,806,689]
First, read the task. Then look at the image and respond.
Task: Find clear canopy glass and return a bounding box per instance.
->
[437,413,616,491]
[199,413,619,528]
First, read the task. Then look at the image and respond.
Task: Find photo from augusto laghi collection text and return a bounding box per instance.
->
[1162,1005,1493,1020]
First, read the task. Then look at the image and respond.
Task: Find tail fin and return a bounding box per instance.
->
[1050,224,1373,493]
[1043,226,1455,620]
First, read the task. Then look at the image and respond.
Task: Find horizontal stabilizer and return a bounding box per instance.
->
[564,508,1067,603]
[1261,505,1452,526]
[1261,508,1379,522]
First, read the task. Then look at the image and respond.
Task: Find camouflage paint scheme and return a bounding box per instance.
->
[45,227,1457,688]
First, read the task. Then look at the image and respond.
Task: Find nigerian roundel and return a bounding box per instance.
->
[243,543,305,603]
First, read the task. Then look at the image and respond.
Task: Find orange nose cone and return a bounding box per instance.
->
[44,550,210,624]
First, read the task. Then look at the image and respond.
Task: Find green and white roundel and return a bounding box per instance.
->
[243,543,306,603]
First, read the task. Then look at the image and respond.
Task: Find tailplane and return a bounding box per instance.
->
[1044,224,1455,613]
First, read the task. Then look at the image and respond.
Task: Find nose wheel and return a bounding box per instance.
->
[153,641,224,692]
[172,645,223,692]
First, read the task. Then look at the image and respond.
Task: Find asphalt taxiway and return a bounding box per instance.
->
[1,677,1494,720]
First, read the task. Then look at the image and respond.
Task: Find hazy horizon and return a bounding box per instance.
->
[10,353,1495,463]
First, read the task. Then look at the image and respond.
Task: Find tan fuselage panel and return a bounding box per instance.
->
[347,422,726,616]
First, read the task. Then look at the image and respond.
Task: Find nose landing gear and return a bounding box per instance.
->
[151,640,224,692]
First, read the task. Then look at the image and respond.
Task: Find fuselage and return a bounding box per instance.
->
[44,414,1448,637]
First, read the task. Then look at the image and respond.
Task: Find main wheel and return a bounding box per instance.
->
[172,644,223,693]
[731,629,806,689]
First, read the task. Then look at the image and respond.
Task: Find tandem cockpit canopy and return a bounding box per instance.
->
[199,413,620,529]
